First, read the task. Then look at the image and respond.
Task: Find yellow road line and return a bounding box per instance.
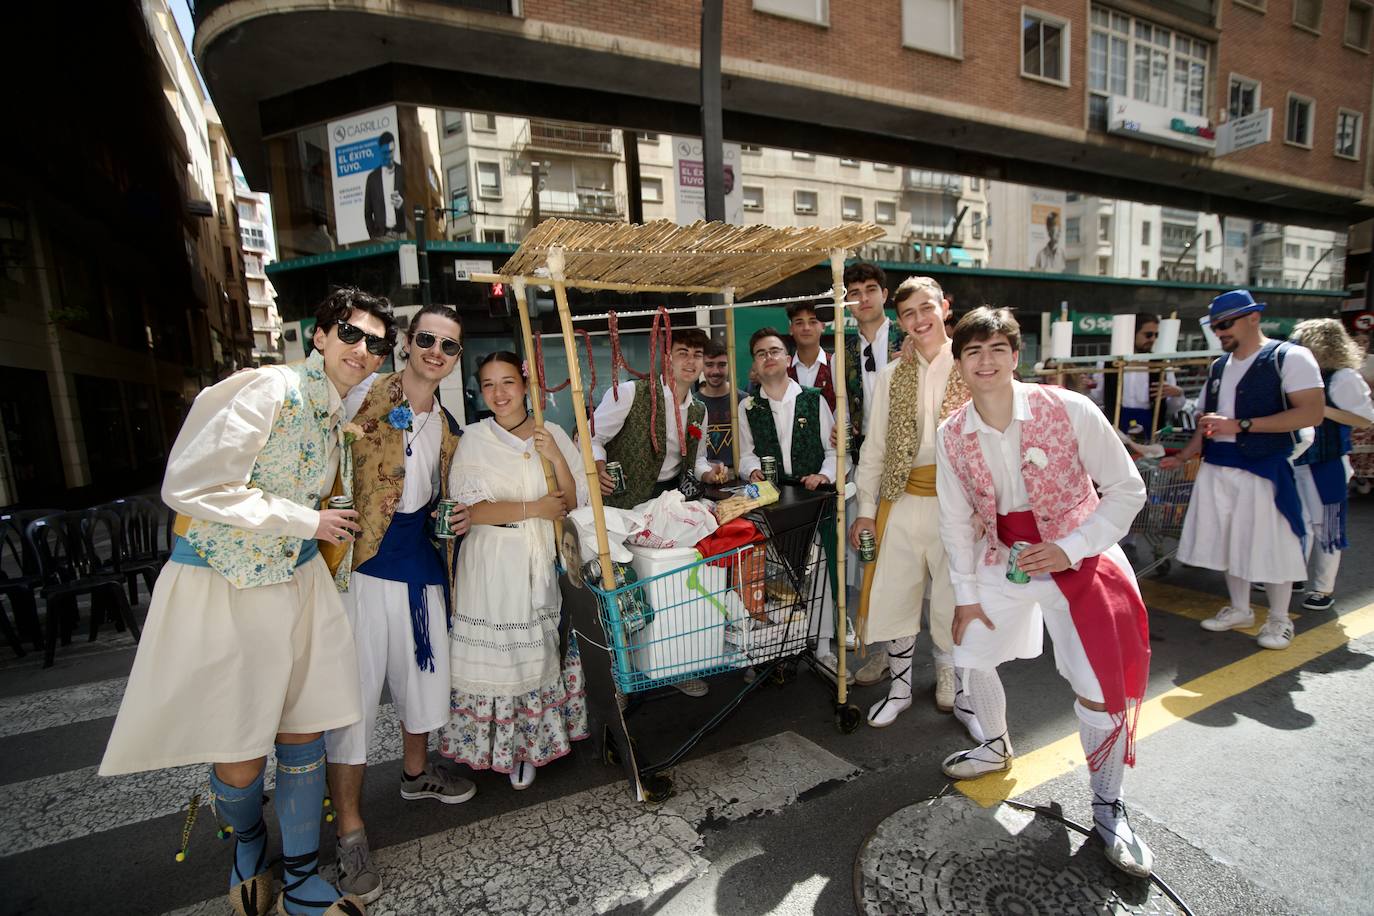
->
[1139,578,1264,634]
[957,598,1374,808]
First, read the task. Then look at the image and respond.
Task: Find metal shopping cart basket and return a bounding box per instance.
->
[1129,455,1199,576]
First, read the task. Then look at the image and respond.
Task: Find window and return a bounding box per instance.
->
[1228,76,1260,118]
[447,164,470,216]
[873,162,896,171]
[1285,243,1301,258]
[1141,221,1152,245]
[443,111,464,135]
[903,0,963,57]
[1099,214,1112,242]
[1337,109,1363,158]
[792,151,815,160]
[743,186,764,211]
[1205,229,1213,249]
[237,202,254,221]
[482,229,507,244]
[875,200,897,224]
[1022,9,1069,84]
[1066,216,1081,244]
[1293,0,1323,31]
[241,226,266,249]
[1088,7,1211,129]
[476,161,502,199]
[972,211,983,239]
[471,113,497,132]
[841,196,862,221]
[1098,255,1111,275]
[754,0,828,26]
[1348,1,1373,49]
[969,177,980,191]
[794,189,818,214]
[1141,259,1151,278]
[640,177,664,204]
[1066,258,1081,274]
[1307,245,1317,259]
[638,132,661,143]
[1286,93,1315,147]
[840,158,860,167]
[741,144,763,154]
[1236,0,1267,9]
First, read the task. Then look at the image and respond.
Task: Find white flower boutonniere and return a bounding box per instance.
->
[741,396,755,411]
[1023,447,1049,469]
[797,416,808,428]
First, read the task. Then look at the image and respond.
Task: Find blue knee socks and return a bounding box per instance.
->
[208,766,268,891]
[274,737,344,915]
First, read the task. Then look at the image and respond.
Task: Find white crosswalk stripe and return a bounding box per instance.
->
[0,676,129,738]
[163,731,857,916]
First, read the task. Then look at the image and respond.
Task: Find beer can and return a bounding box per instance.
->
[760,456,779,486]
[606,461,627,495]
[328,495,354,511]
[1006,541,1032,584]
[858,529,877,563]
[434,497,460,539]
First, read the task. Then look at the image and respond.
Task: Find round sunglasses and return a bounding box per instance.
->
[414,331,462,357]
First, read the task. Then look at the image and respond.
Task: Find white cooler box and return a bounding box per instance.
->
[626,544,745,680]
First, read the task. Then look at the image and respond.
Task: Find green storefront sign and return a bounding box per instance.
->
[1070,312,1298,338]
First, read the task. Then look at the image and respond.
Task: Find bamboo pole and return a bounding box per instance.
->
[470,273,725,296]
[829,249,849,705]
[1111,357,1126,431]
[723,288,742,476]
[513,278,563,546]
[546,248,617,592]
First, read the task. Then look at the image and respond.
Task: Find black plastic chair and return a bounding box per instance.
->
[94,498,164,604]
[26,511,141,668]
[0,514,44,651]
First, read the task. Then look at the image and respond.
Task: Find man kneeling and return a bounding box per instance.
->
[934,307,1153,878]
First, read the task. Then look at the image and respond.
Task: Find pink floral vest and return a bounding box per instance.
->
[942,385,1099,565]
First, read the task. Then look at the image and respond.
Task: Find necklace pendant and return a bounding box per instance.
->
[405,444,413,457]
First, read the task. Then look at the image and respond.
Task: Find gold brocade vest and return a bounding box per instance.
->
[349,372,462,575]
[878,353,971,502]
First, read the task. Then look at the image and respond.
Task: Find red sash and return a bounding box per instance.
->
[997,510,1150,769]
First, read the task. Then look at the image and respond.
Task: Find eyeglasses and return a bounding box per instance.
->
[754,347,788,361]
[1212,317,1239,332]
[414,330,462,357]
[863,343,875,373]
[335,320,392,356]
[1141,331,1158,340]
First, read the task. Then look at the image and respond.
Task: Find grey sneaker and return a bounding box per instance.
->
[400,761,477,805]
[335,829,382,904]
[673,678,709,698]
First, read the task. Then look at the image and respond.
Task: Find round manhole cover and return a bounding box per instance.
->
[855,794,1180,915]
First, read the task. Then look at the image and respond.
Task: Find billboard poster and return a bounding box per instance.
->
[1222,216,1251,285]
[672,137,743,224]
[1028,188,1066,273]
[328,105,405,245]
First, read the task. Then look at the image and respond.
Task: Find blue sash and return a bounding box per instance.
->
[356,507,449,672]
[1118,407,1154,438]
[1307,458,1349,553]
[171,536,319,569]
[1204,441,1305,543]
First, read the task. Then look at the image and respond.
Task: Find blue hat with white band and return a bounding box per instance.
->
[1208,289,1266,324]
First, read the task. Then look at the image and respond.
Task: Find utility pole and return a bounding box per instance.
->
[414,205,431,306]
[700,0,724,222]
[624,130,644,224]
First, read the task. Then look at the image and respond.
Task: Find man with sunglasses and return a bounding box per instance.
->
[1165,290,1325,651]
[325,304,474,904]
[1093,313,1184,437]
[102,288,396,916]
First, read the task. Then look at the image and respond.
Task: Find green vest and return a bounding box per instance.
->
[745,387,824,480]
[604,380,706,509]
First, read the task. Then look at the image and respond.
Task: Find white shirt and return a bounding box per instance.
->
[855,345,954,518]
[162,366,343,540]
[1327,367,1374,420]
[382,165,397,230]
[1209,342,1323,443]
[935,382,1146,606]
[1090,365,1183,416]
[859,318,894,430]
[343,374,442,513]
[737,379,837,482]
[790,349,828,389]
[590,380,713,481]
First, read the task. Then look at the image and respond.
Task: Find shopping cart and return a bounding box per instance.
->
[1129,455,1199,576]
[582,487,836,799]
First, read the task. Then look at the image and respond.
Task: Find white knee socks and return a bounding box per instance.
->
[965,668,1010,759]
[1263,582,1292,623]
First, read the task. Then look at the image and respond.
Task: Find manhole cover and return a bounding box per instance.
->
[855,794,1179,915]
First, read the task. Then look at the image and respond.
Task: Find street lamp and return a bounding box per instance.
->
[1301,248,1334,289]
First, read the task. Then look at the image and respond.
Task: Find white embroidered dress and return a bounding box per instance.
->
[441,418,590,774]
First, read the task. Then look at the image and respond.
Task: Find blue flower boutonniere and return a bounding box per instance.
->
[388,402,414,431]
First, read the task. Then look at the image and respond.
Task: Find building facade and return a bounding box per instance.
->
[234,172,284,362]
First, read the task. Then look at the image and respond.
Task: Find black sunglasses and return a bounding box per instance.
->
[1212,317,1239,332]
[1141,331,1158,339]
[414,331,462,357]
[335,320,392,356]
[863,342,876,373]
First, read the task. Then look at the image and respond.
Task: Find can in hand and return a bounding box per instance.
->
[1006,541,1032,584]
[760,455,779,486]
[434,497,461,539]
[605,461,627,495]
[328,495,354,511]
[858,529,877,563]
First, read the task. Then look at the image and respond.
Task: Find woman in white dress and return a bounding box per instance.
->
[442,351,589,789]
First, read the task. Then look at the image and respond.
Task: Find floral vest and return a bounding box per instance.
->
[604,380,706,509]
[744,387,824,480]
[183,351,353,590]
[942,385,1098,565]
[878,353,970,501]
[349,372,462,575]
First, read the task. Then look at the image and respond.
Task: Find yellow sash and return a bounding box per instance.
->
[855,465,937,645]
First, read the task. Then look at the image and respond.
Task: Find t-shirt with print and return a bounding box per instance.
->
[696,388,744,466]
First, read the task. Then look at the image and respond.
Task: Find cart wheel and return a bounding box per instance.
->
[835,704,862,734]
[641,770,674,803]
[771,661,797,686]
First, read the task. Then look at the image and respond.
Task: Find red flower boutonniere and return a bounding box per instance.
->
[686,423,703,441]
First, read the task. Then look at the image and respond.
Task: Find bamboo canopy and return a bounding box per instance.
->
[495,219,886,297]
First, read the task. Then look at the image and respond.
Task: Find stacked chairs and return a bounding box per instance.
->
[0,509,58,657]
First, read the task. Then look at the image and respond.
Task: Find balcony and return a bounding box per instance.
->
[517,188,625,223]
[902,170,961,194]
[906,224,964,245]
[517,120,622,158]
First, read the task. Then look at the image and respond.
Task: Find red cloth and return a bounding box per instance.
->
[696,518,765,567]
[997,510,1150,770]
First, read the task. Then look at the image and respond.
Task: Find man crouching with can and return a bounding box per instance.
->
[934,307,1154,878]
[324,304,475,903]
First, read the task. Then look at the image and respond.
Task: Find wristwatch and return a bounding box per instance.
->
[1237,418,1252,433]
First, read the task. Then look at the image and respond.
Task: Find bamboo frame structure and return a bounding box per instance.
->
[512,278,562,547]
[827,250,850,705]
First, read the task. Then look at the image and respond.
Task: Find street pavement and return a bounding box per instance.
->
[1,500,1371,915]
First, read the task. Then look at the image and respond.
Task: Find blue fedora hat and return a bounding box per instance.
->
[1209,289,1266,324]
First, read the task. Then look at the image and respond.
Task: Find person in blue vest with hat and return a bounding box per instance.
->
[1164,290,1325,650]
